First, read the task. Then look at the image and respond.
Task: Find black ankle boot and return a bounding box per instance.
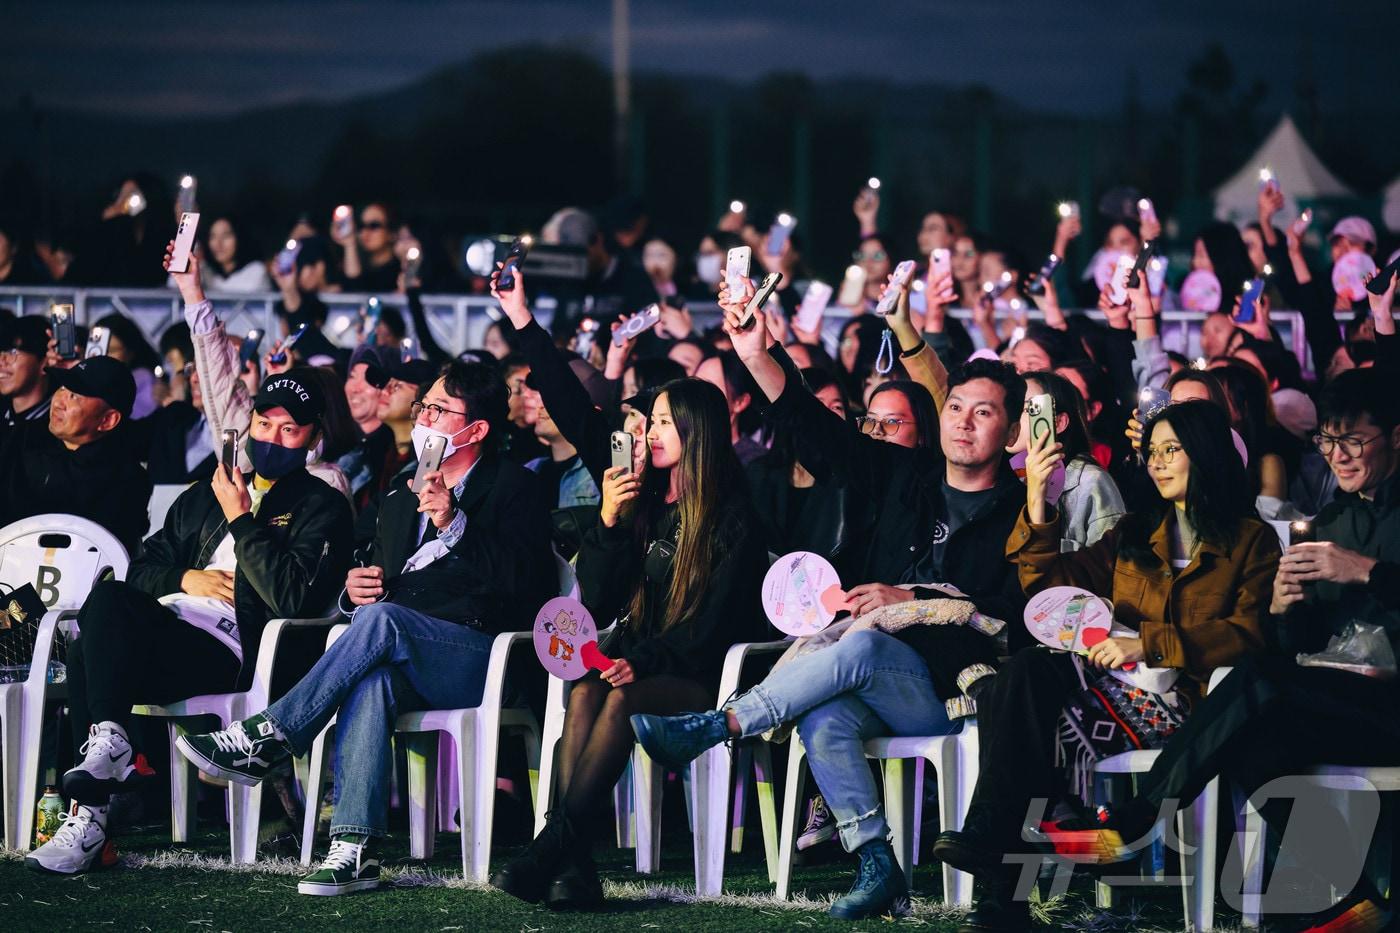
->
[546,844,604,911]
[490,809,575,903]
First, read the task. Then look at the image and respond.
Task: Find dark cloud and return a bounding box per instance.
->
[2,0,1390,118]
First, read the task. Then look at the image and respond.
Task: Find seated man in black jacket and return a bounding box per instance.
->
[0,354,151,555]
[175,361,555,897]
[26,371,353,876]
[633,284,1028,921]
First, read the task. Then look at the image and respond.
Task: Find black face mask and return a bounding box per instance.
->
[246,438,308,480]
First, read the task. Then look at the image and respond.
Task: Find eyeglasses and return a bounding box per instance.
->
[1313,432,1383,459]
[856,415,912,437]
[853,250,888,262]
[360,220,386,231]
[411,400,469,424]
[1145,443,1184,466]
[959,249,977,258]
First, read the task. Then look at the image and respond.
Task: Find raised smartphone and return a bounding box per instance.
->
[1291,208,1313,239]
[930,247,952,282]
[1057,201,1080,220]
[1139,386,1172,422]
[274,239,300,277]
[1236,277,1266,323]
[1126,241,1154,290]
[269,323,308,365]
[1026,254,1061,296]
[1289,520,1315,545]
[84,326,110,359]
[1027,393,1056,449]
[220,429,238,476]
[177,175,197,214]
[725,246,752,300]
[610,431,635,475]
[410,433,447,493]
[168,212,201,274]
[50,304,77,360]
[574,318,599,359]
[1137,198,1157,226]
[332,205,354,241]
[1108,254,1136,304]
[794,280,832,333]
[403,246,422,285]
[613,304,662,347]
[837,265,866,306]
[739,272,783,329]
[496,235,532,292]
[766,213,796,257]
[1366,254,1400,296]
[874,260,917,316]
[239,329,263,366]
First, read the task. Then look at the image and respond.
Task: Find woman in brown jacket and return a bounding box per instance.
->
[933,400,1281,932]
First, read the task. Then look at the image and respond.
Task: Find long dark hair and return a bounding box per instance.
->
[1165,368,1229,411]
[1196,221,1255,309]
[763,367,848,473]
[294,365,359,462]
[205,214,262,274]
[629,378,745,632]
[868,380,938,450]
[1120,400,1253,564]
[1023,370,1093,462]
[93,312,161,370]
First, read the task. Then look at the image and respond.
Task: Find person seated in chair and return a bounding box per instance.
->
[175,361,554,897]
[25,371,353,875]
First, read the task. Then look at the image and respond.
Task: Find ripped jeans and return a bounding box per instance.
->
[726,629,954,851]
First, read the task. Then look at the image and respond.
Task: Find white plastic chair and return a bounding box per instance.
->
[1090,666,1232,932]
[130,614,341,864]
[0,515,129,851]
[775,721,981,906]
[145,484,191,540]
[532,639,787,894]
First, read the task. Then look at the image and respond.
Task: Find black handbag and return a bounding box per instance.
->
[0,583,57,683]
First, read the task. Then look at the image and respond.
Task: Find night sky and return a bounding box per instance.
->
[4,0,1391,118]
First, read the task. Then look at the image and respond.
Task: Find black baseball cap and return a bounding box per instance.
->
[46,356,136,418]
[253,372,325,426]
[2,315,50,357]
[384,355,437,386]
[349,344,392,389]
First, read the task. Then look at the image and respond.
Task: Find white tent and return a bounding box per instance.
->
[1213,115,1354,226]
[1383,173,1400,234]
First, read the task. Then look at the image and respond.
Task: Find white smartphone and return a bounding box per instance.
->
[410,433,447,493]
[610,431,635,475]
[794,280,832,333]
[332,204,354,240]
[1108,254,1136,304]
[766,214,796,257]
[725,246,752,299]
[1137,197,1157,226]
[84,326,111,359]
[177,175,197,214]
[874,260,917,316]
[930,247,952,282]
[837,264,867,306]
[168,212,201,273]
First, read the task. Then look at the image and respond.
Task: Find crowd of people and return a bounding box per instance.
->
[2,174,1399,933]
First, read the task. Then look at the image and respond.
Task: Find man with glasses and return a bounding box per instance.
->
[175,360,554,897]
[1040,367,1400,929]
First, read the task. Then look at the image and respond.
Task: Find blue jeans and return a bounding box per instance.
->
[727,629,954,851]
[264,602,495,838]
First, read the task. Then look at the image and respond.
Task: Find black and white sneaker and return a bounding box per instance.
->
[798,794,837,851]
[63,722,155,801]
[298,834,380,896]
[175,712,292,786]
[25,803,119,875]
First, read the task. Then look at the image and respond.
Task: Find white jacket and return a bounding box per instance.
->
[184,300,352,505]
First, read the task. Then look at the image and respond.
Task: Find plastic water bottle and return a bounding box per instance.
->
[47,660,66,684]
[35,786,65,846]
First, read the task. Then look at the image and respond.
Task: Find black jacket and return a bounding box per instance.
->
[759,369,1027,697]
[129,468,353,691]
[580,498,770,689]
[0,426,152,557]
[128,401,216,485]
[356,453,555,633]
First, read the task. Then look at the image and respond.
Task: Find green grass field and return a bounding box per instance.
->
[0,803,1219,933]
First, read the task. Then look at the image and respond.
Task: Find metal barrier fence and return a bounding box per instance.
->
[0,285,1316,374]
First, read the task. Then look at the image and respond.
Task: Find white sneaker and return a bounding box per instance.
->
[25,803,118,875]
[63,721,153,801]
[797,794,838,851]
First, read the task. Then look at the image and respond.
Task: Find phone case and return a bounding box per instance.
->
[874,260,917,316]
[50,307,77,360]
[1236,278,1265,323]
[725,247,752,299]
[610,431,634,474]
[497,237,531,291]
[1108,255,1136,304]
[794,281,832,333]
[837,265,866,306]
[1027,393,1055,448]
[332,206,354,240]
[766,219,795,257]
[84,328,110,359]
[168,212,201,273]
[1026,254,1061,296]
[1139,387,1171,422]
[740,272,783,326]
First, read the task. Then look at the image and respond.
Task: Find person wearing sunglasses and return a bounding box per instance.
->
[332,201,403,294]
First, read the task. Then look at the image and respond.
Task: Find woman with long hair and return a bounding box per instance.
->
[199,215,271,293]
[489,377,769,909]
[92,312,163,420]
[935,400,1279,929]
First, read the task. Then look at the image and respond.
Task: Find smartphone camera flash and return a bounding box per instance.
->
[180,175,194,189]
[729,200,745,214]
[777,212,794,227]
[866,177,881,190]
[406,247,421,261]
[285,239,297,251]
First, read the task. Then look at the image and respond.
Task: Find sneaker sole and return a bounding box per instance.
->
[828,894,911,921]
[24,853,115,876]
[173,736,263,787]
[298,878,380,896]
[797,822,837,851]
[62,765,153,802]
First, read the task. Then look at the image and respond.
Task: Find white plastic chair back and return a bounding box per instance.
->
[146,484,191,539]
[0,513,131,606]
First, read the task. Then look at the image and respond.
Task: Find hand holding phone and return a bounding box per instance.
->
[725,246,752,302]
[496,235,532,292]
[874,260,917,316]
[50,305,77,361]
[1025,254,1061,297]
[1138,386,1171,423]
[168,212,201,274]
[220,429,238,476]
[410,433,447,493]
[1235,277,1266,323]
[1126,242,1154,290]
[269,323,308,365]
[331,205,354,242]
[766,214,796,257]
[837,265,866,307]
[612,304,663,347]
[610,431,635,475]
[239,330,263,366]
[794,281,832,334]
[739,272,783,330]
